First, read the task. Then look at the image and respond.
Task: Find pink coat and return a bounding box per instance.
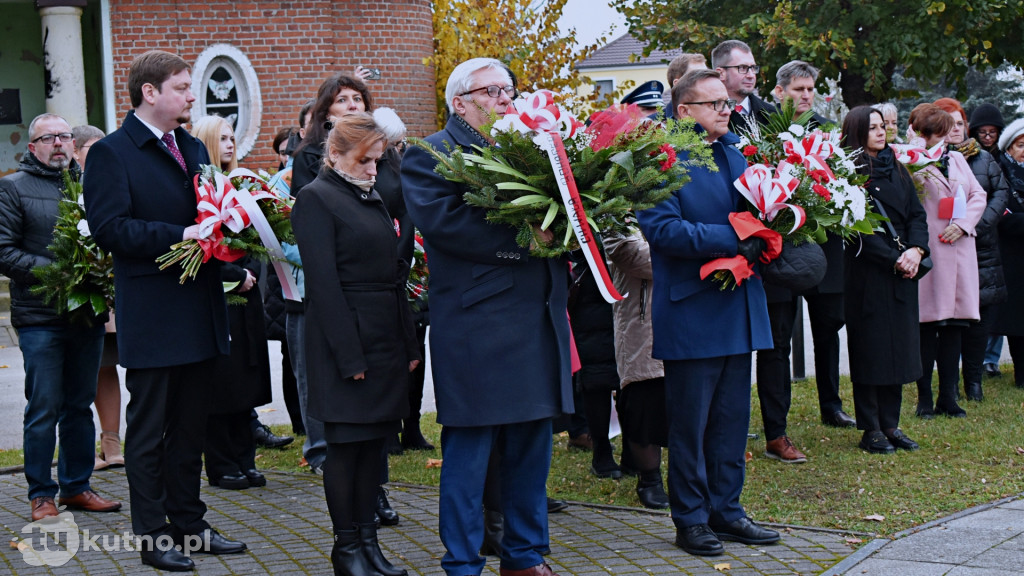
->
[915,151,986,323]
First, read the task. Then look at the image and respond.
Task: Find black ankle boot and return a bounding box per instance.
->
[479,509,503,556]
[357,523,406,576]
[400,419,434,450]
[965,381,983,401]
[331,528,381,576]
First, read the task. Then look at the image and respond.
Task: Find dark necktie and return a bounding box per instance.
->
[161,132,187,173]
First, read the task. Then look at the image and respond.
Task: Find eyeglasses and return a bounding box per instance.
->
[683,99,738,112]
[720,65,760,75]
[460,85,516,99]
[977,129,999,137]
[32,132,73,144]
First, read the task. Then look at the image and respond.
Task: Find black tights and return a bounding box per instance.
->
[917,323,964,410]
[582,389,617,469]
[324,438,385,530]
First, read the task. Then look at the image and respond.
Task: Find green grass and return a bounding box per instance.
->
[4,367,1021,537]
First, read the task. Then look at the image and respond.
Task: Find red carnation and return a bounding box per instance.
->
[812,183,832,201]
[742,145,758,157]
[657,143,677,171]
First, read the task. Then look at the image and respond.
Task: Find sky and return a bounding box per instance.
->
[555,0,630,48]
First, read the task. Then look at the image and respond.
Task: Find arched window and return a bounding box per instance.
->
[191,44,262,162]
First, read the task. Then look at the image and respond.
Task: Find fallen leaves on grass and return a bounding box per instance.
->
[426,458,443,469]
[863,514,885,522]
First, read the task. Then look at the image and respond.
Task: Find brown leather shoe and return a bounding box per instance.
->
[567,433,593,451]
[765,436,807,463]
[499,563,560,576]
[58,490,122,513]
[31,496,59,521]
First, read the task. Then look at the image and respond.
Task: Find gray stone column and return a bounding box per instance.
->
[38,1,88,126]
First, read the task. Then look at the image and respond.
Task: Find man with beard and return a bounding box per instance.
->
[84,50,244,572]
[712,39,775,133]
[0,113,122,523]
[401,57,574,576]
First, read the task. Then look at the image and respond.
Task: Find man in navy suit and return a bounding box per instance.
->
[638,68,780,557]
[84,50,244,572]
[401,57,573,576]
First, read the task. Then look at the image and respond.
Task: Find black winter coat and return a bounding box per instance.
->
[964,147,1009,306]
[994,154,1024,336]
[292,170,419,426]
[846,149,929,386]
[0,154,84,327]
[568,255,619,392]
[212,259,272,413]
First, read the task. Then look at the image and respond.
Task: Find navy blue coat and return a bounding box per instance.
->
[83,111,229,369]
[637,129,772,360]
[400,116,574,427]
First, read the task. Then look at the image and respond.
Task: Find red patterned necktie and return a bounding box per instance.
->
[734,104,745,113]
[161,132,187,173]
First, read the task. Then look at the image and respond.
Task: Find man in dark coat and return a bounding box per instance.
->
[638,69,779,557]
[0,113,121,522]
[401,57,573,576]
[755,60,855,466]
[83,50,244,572]
[711,39,775,134]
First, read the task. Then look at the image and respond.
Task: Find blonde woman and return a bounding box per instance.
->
[191,115,237,171]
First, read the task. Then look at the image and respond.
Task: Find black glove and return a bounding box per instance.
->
[737,237,767,266]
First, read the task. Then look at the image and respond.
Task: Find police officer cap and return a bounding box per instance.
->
[620,80,665,108]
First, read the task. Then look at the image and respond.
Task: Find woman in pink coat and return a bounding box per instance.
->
[909,104,987,419]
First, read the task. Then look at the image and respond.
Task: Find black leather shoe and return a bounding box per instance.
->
[210,472,250,490]
[140,547,194,571]
[590,464,623,479]
[859,430,896,454]
[710,517,780,545]
[915,403,935,419]
[189,528,247,555]
[821,410,856,428]
[965,382,983,401]
[253,424,294,449]
[547,497,568,513]
[636,482,669,509]
[377,487,399,526]
[935,403,967,418]
[983,362,1001,377]
[885,429,920,451]
[243,469,266,487]
[675,524,724,556]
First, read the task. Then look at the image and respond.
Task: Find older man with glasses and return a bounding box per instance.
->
[0,113,121,522]
[402,57,574,576]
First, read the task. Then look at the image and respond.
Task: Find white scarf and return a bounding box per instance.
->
[333,166,375,191]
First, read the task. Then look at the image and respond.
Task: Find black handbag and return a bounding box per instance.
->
[871,198,932,281]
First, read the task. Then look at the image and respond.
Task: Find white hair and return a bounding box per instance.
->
[373,107,407,142]
[444,58,510,113]
[872,102,898,117]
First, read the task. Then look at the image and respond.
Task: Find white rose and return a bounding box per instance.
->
[77,219,91,238]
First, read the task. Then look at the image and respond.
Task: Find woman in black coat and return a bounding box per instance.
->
[994,118,1024,388]
[936,98,1009,401]
[293,113,419,576]
[841,106,929,454]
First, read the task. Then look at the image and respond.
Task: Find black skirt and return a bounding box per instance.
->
[615,377,668,447]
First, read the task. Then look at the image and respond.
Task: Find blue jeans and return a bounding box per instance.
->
[286,312,326,469]
[20,324,105,500]
[985,335,1004,365]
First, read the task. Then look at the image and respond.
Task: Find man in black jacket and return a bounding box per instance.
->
[0,113,122,522]
[712,40,775,134]
[84,51,244,572]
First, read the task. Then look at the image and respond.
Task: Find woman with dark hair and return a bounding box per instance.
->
[291,73,374,196]
[993,118,1024,388]
[934,98,1009,402]
[907,104,986,419]
[840,106,928,454]
[293,113,419,576]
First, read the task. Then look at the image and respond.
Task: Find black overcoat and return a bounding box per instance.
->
[84,111,229,369]
[845,152,929,386]
[292,170,418,425]
[994,155,1024,336]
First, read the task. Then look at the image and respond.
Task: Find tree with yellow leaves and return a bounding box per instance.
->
[426,0,612,128]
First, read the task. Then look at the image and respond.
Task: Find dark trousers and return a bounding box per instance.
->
[961,304,995,386]
[439,419,551,575]
[205,410,255,482]
[279,343,303,434]
[125,359,215,537]
[756,294,844,440]
[664,354,751,530]
[852,384,903,431]
[917,323,964,410]
[1008,336,1024,386]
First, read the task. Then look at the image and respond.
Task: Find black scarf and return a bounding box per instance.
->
[867,145,896,180]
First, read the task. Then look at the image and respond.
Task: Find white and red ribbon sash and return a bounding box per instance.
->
[891,142,945,166]
[533,131,625,303]
[734,163,806,235]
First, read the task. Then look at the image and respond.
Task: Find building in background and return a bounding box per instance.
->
[575,32,681,107]
[0,0,436,175]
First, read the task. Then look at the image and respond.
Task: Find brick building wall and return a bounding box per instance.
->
[107,0,436,170]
